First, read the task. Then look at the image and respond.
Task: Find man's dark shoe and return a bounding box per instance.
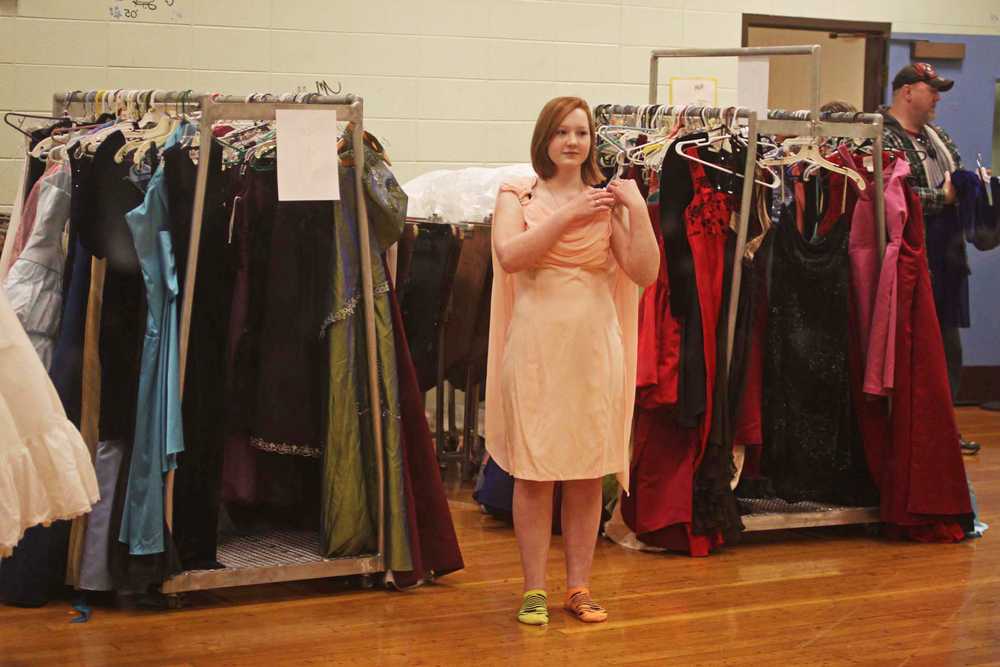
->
[960,438,981,455]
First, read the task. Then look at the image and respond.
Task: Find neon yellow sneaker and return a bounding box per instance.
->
[517,589,549,626]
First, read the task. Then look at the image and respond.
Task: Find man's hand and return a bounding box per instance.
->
[943,171,957,205]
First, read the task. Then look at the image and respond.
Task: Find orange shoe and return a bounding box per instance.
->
[564,587,608,623]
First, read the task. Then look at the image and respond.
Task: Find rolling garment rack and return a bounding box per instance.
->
[51,90,388,595]
[642,46,888,532]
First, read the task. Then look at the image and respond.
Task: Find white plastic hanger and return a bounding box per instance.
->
[675,125,782,189]
[759,137,867,192]
[114,90,181,164]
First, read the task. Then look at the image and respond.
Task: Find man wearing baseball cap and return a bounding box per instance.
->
[880,62,979,455]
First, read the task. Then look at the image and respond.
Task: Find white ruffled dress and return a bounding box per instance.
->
[0,289,98,557]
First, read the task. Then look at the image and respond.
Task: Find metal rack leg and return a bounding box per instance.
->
[448,382,458,451]
[435,323,447,461]
[462,369,479,480]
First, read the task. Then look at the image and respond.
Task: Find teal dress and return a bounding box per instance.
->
[118,129,185,555]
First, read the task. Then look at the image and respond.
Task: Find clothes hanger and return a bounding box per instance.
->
[3,112,70,139]
[114,90,184,164]
[622,115,677,168]
[81,90,95,121]
[75,111,134,157]
[216,121,273,161]
[46,129,88,164]
[666,105,691,140]
[222,121,271,142]
[29,123,75,159]
[28,133,64,160]
[250,136,277,161]
[600,118,676,175]
[596,124,641,163]
[141,90,205,164]
[675,121,781,189]
[219,123,275,167]
[48,90,114,136]
[760,137,867,192]
[30,118,103,161]
[50,119,104,137]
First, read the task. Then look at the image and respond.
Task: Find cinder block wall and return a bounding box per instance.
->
[1,0,998,211]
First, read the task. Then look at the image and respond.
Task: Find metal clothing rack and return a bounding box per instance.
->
[647,46,887,376]
[641,46,888,532]
[51,90,387,594]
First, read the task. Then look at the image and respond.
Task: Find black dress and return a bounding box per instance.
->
[760,214,875,505]
[397,224,461,392]
[250,195,336,458]
[166,140,238,569]
[658,135,705,427]
[85,131,146,444]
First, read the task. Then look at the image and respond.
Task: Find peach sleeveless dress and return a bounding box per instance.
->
[485,177,640,487]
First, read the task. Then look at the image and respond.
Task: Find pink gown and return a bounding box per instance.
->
[484,177,640,485]
[863,158,912,396]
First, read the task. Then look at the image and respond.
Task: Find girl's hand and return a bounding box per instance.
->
[563,187,616,222]
[606,178,645,210]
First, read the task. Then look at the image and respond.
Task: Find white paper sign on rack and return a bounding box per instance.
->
[275,109,341,202]
[737,56,770,117]
[669,77,718,107]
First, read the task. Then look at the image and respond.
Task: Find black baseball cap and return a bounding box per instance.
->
[892,62,954,91]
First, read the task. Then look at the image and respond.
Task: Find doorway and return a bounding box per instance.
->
[742,15,891,112]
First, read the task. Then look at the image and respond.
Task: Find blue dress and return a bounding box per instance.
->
[118,131,185,555]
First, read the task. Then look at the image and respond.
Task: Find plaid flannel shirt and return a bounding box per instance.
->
[879,107,963,217]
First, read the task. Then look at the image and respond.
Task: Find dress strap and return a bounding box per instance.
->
[497,176,538,207]
[683,147,713,191]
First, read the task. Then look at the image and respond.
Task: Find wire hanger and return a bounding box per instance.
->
[3,111,70,139]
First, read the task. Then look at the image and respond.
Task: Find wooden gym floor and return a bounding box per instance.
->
[1,406,998,666]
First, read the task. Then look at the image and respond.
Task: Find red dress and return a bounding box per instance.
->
[623,152,732,556]
[635,197,681,409]
[851,183,971,541]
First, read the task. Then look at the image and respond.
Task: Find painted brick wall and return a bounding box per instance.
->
[2,0,1000,212]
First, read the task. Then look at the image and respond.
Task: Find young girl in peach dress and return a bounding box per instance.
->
[486,97,658,625]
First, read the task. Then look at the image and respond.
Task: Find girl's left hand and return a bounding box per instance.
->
[606,178,645,209]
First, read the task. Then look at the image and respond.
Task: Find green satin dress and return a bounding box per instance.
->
[320,136,410,572]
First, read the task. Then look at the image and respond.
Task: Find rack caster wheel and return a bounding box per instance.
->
[359,574,376,589]
[165,594,184,610]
